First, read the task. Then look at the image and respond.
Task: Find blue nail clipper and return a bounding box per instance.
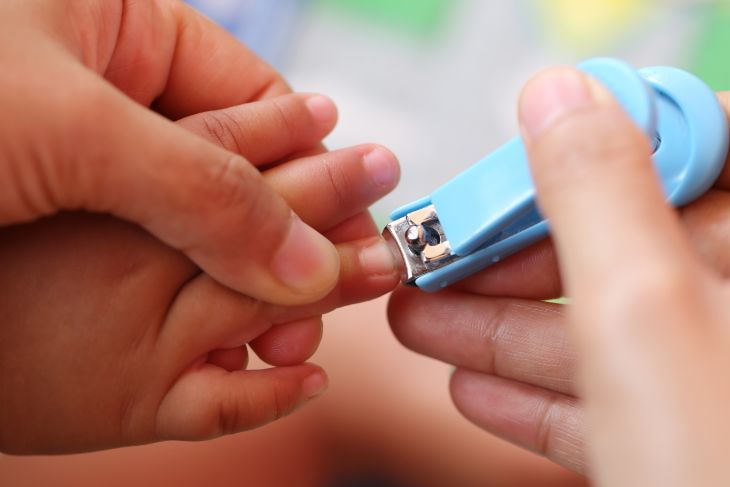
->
[383,58,730,292]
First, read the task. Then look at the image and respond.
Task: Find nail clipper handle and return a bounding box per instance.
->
[430,138,535,256]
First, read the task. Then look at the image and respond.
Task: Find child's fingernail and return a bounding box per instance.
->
[303,370,328,398]
[272,215,339,295]
[305,95,337,126]
[520,68,596,140]
[363,147,400,189]
[359,238,399,276]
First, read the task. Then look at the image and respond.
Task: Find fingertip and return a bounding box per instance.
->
[302,367,328,399]
[304,94,338,131]
[362,145,401,191]
[518,67,598,141]
[358,237,400,278]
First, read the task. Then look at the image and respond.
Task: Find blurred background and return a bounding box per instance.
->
[185,0,730,223]
[2,1,729,486]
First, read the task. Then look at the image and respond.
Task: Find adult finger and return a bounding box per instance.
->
[176,94,338,167]
[519,67,720,483]
[104,0,291,116]
[3,66,339,305]
[156,364,327,440]
[450,370,586,474]
[388,287,575,394]
[519,67,707,314]
[265,145,400,233]
[454,239,562,299]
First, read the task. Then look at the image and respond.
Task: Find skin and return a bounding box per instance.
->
[0,0,403,454]
[390,71,730,485]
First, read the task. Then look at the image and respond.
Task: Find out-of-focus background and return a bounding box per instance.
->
[2,1,730,486]
[187,0,730,222]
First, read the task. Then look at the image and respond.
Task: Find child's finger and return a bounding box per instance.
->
[249,318,323,366]
[450,370,586,474]
[160,273,268,362]
[206,346,249,372]
[388,287,575,395]
[519,67,700,305]
[175,94,338,167]
[161,239,398,360]
[156,363,327,440]
[264,145,400,233]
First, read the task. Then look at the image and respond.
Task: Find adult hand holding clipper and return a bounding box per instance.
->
[384,58,729,291]
[390,63,730,484]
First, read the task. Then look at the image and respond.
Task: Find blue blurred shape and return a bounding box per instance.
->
[185,0,306,67]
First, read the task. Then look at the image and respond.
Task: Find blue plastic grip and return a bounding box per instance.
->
[389,58,729,292]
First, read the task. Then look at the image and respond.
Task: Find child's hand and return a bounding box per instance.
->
[390,70,730,485]
[0,0,340,305]
[0,93,401,454]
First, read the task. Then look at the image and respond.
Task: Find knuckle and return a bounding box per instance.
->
[192,154,289,258]
[270,384,287,422]
[472,300,510,373]
[14,77,114,214]
[203,154,261,215]
[321,155,351,208]
[199,111,245,155]
[216,391,242,436]
[269,97,298,145]
[534,394,560,456]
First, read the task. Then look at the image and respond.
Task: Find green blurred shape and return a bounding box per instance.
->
[692,1,730,90]
[315,0,452,36]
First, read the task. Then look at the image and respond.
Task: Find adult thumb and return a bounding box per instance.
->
[2,76,339,306]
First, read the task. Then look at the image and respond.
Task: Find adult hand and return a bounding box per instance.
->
[0,0,338,305]
[390,70,730,485]
[0,91,402,454]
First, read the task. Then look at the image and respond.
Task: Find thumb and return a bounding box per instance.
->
[518,67,697,298]
[155,364,327,440]
[3,76,339,306]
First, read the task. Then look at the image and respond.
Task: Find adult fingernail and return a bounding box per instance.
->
[272,215,339,296]
[305,95,338,126]
[520,68,596,140]
[359,238,399,276]
[302,370,328,399]
[363,147,400,189]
